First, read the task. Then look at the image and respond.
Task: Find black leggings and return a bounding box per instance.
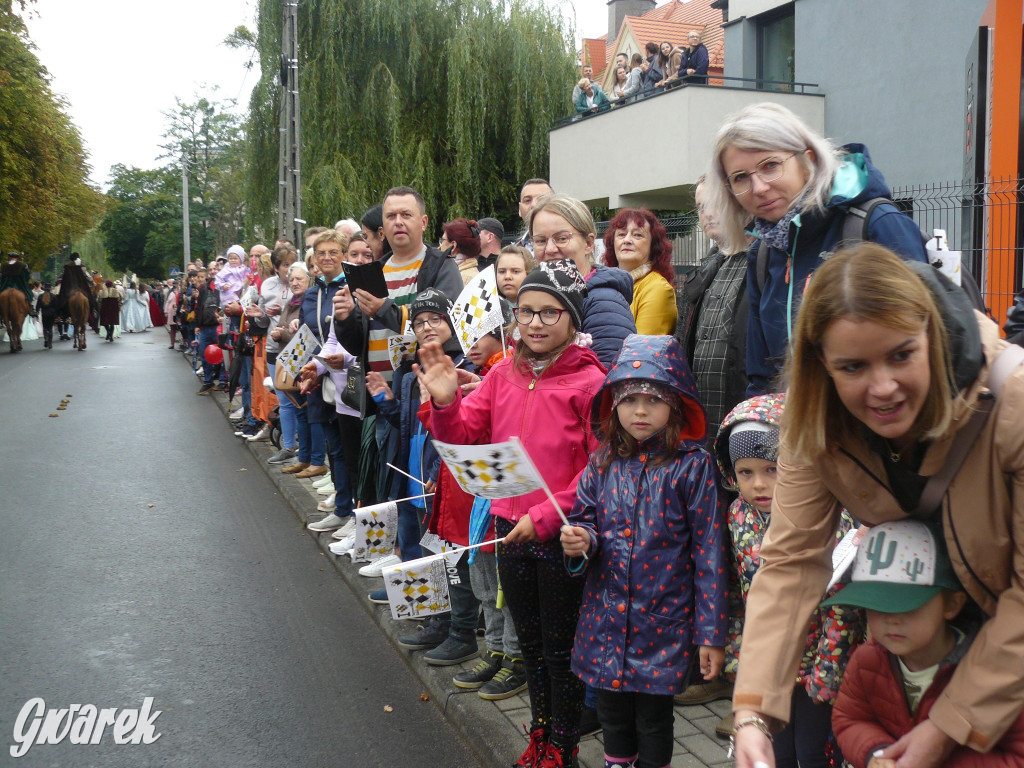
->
[595,689,675,768]
[495,517,585,751]
[773,685,839,768]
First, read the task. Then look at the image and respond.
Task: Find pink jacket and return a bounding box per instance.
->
[430,344,607,542]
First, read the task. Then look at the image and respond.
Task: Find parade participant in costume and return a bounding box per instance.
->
[1,252,35,312]
[56,253,97,321]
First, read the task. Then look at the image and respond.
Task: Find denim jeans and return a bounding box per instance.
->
[470,551,521,657]
[397,500,423,561]
[270,364,298,451]
[197,326,220,385]
[240,353,253,424]
[296,403,325,465]
[320,414,360,517]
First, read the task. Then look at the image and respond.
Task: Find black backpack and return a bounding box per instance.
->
[755,198,989,316]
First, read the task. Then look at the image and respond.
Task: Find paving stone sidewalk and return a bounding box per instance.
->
[206,379,735,768]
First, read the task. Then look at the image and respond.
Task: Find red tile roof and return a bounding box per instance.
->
[585,0,725,84]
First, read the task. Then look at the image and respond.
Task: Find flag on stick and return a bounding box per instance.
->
[449,265,504,355]
[352,501,399,563]
[277,325,320,378]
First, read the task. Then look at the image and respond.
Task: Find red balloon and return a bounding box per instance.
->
[204,345,224,365]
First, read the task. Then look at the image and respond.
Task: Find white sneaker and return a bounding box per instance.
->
[358,553,401,578]
[312,473,333,489]
[332,516,357,541]
[328,537,354,556]
[229,407,244,420]
[317,493,336,512]
[307,513,347,532]
[247,424,271,442]
[317,483,336,496]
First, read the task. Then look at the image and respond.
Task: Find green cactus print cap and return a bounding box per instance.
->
[820,520,963,614]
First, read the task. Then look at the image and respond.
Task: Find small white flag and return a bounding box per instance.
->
[382,553,459,621]
[277,325,320,378]
[352,501,399,563]
[449,265,504,355]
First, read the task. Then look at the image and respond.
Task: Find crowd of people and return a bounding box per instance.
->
[8,99,1019,768]
[573,31,709,116]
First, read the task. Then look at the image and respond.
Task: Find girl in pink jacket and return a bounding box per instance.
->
[419,260,607,768]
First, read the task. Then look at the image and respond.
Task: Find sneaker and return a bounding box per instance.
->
[311,473,334,488]
[368,588,389,605]
[424,634,479,666]
[672,677,733,706]
[514,727,548,768]
[328,538,354,556]
[358,553,400,577]
[196,383,215,395]
[317,493,336,512]
[331,517,356,541]
[235,424,258,437]
[453,649,503,690]
[229,407,244,420]
[398,617,450,650]
[213,382,228,391]
[538,744,579,768]
[247,424,271,442]
[316,482,337,496]
[281,462,310,475]
[306,513,347,532]
[267,448,297,464]
[478,655,528,700]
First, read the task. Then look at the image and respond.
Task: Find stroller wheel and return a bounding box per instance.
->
[269,424,281,449]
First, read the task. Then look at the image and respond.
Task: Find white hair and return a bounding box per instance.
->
[333,219,360,237]
[704,102,842,254]
[286,261,309,280]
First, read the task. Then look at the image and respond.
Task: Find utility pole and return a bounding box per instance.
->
[182,157,191,273]
[278,1,302,248]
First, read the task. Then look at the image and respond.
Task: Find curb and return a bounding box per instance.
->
[204,382,527,768]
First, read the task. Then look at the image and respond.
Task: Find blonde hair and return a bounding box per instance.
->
[705,102,842,254]
[782,243,955,461]
[529,193,596,267]
[312,229,349,253]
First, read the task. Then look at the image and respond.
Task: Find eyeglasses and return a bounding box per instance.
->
[726,153,798,196]
[530,231,575,249]
[412,315,445,332]
[513,307,567,326]
[315,249,344,258]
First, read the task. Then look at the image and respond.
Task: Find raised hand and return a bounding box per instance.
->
[413,341,458,406]
[365,371,393,401]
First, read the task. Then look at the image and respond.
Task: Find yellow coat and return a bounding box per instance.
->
[630,269,677,335]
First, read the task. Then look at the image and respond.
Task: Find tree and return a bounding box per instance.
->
[242,0,577,238]
[0,4,104,267]
[98,164,181,277]
[160,93,247,256]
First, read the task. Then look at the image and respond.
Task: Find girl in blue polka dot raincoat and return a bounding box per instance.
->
[561,334,727,768]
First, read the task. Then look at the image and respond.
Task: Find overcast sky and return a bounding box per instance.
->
[22,0,610,190]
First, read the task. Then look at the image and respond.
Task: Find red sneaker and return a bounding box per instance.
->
[513,726,548,768]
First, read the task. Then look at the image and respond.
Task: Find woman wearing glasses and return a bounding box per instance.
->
[529,193,636,367]
[703,102,928,396]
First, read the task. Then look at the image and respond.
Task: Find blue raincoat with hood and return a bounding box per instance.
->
[746,143,928,396]
[567,334,727,695]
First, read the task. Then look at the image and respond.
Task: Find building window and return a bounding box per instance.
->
[757,6,794,91]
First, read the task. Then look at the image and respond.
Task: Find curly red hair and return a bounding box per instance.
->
[601,208,674,283]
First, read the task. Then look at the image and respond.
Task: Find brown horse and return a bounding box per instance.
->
[0,288,28,353]
[68,289,90,351]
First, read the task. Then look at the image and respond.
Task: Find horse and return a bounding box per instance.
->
[0,288,28,353]
[67,289,90,351]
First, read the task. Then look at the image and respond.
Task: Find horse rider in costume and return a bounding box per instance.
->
[56,252,98,320]
[1,252,36,315]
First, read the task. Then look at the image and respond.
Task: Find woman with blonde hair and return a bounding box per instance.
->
[528,193,635,366]
[731,243,1024,768]
[703,102,928,397]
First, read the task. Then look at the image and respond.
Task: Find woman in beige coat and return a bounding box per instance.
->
[731,244,1024,768]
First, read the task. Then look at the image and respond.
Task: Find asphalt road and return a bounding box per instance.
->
[0,330,484,768]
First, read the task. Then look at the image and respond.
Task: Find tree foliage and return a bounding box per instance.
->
[98,164,182,277]
[0,5,104,268]
[243,0,577,237]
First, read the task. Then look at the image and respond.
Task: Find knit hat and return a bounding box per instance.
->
[728,422,779,465]
[478,217,504,240]
[226,244,246,260]
[820,520,962,614]
[516,259,587,329]
[611,379,680,411]
[411,288,454,332]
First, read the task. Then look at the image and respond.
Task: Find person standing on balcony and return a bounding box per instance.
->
[574,79,610,115]
[641,42,663,92]
[680,30,709,84]
[703,102,929,396]
[655,40,687,90]
[571,64,597,107]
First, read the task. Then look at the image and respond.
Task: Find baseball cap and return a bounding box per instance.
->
[820,520,962,614]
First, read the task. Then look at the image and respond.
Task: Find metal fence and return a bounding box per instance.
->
[596,176,1024,318]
